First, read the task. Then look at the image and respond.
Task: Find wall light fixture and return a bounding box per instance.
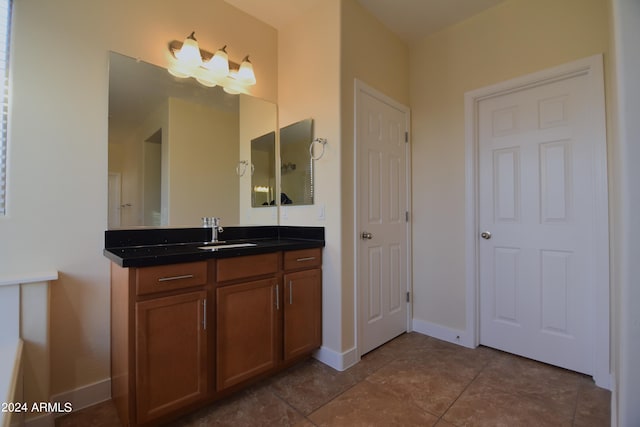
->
[168,32,256,94]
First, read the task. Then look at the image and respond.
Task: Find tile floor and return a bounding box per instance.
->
[56,333,610,426]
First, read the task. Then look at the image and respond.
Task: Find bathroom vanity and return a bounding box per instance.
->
[104,226,324,426]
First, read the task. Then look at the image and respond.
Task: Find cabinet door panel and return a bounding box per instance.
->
[216,278,278,390]
[284,269,322,361]
[135,290,208,424]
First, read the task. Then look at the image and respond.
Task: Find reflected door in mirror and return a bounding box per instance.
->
[251,132,276,207]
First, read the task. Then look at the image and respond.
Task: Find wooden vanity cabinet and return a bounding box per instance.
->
[215,277,279,390]
[283,248,322,362]
[215,249,322,391]
[135,290,208,424]
[283,268,322,361]
[215,253,280,391]
[111,261,210,426]
[111,247,322,426]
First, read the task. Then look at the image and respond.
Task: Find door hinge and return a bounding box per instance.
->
[406,292,411,303]
[405,211,409,222]
[405,131,409,143]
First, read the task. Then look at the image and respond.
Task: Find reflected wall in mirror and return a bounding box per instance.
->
[280,119,314,205]
[251,132,276,207]
[108,52,278,228]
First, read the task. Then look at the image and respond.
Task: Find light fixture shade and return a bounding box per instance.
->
[223,70,244,94]
[203,45,229,79]
[194,68,218,87]
[237,56,256,85]
[166,34,255,95]
[168,62,191,78]
[174,32,202,73]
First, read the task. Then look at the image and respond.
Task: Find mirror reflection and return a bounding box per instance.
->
[280,118,314,206]
[107,52,278,228]
[251,132,276,207]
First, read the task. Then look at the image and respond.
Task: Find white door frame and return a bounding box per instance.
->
[464,55,611,389]
[354,79,412,359]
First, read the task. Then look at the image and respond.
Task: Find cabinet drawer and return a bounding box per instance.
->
[216,252,279,282]
[283,248,322,271]
[136,261,207,296]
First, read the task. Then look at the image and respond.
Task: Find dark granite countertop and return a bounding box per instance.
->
[104,226,324,268]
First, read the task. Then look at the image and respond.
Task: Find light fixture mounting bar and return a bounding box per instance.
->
[168,40,240,69]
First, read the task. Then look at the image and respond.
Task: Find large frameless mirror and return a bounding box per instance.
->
[107,51,278,228]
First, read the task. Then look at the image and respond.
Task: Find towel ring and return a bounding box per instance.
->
[236,160,254,177]
[309,138,327,161]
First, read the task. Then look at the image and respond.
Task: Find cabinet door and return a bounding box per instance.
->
[283,269,322,361]
[135,290,208,424]
[216,278,279,390]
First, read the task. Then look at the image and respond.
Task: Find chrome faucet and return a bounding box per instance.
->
[202,217,224,244]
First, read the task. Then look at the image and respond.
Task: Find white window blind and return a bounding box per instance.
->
[0,0,10,215]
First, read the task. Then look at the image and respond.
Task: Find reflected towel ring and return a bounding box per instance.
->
[236,160,254,177]
[309,138,327,161]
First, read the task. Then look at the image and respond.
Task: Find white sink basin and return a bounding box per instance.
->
[198,243,257,251]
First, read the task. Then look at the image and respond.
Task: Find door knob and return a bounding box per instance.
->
[361,231,373,240]
[480,231,492,240]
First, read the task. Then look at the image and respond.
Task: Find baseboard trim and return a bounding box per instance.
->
[313,345,358,371]
[412,318,475,349]
[23,413,53,427]
[594,372,613,391]
[51,377,111,414]
[22,377,113,426]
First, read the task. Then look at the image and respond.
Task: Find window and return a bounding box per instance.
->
[0,0,11,215]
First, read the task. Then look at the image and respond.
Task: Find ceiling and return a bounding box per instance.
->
[224,0,505,43]
[110,1,508,141]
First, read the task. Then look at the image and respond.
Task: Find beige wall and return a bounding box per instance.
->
[109,99,169,227]
[340,0,409,351]
[277,0,343,353]
[5,0,621,407]
[277,0,409,357]
[410,0,611,330]
[4,0,277,396]
[167,98,239,226]
[141,101,169,226]
[280,139,311,204]
[239,95,278,225]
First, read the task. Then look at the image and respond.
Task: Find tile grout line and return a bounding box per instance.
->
[570,377,583,426]
[300,338,467,425]
[267,387,319,427]
[282,340,423,423]
[265,354,398,425]
[436,352,496,426]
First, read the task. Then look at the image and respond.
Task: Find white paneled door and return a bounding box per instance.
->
[356,81,410,356]
[478,69,605,375]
